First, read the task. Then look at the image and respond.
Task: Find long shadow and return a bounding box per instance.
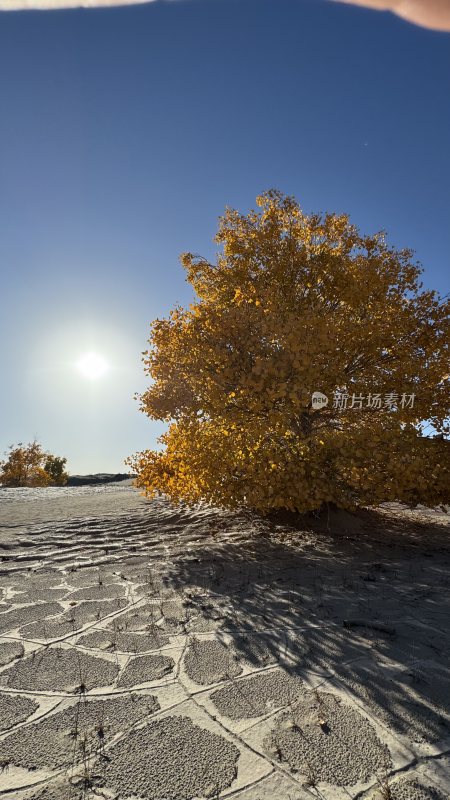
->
[166,505,450,744]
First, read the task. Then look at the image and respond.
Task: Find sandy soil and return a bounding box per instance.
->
[0,483,449,799]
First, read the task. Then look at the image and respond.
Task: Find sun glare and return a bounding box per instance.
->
[76,352,109,380]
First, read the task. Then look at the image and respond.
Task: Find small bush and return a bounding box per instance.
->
[0,441,68,487]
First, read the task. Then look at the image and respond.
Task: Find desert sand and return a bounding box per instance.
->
[0,482,449,799]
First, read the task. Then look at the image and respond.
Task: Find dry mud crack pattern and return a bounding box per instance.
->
[0,485,449,799]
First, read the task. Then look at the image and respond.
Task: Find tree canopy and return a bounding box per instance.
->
[0,441,68,487]
[128,190,450,513]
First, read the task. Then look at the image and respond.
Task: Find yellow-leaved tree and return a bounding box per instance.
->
[128,191,450,512]
[0,441,68,487]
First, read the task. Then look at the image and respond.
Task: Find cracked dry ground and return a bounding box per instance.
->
[0,484,449,799]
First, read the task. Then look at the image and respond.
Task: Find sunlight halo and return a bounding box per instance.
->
[76,352,109,380]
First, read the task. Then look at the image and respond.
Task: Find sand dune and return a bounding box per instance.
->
[0,483,449,798]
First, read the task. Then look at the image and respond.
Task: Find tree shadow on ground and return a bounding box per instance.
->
[167,504,450,744]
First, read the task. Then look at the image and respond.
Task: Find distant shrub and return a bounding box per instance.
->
[0,441,68,487]
[43,454,69,486]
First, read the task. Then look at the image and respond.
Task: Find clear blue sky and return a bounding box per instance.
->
[0,0,449,474]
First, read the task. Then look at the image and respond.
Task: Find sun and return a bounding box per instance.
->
[76,352,109,380]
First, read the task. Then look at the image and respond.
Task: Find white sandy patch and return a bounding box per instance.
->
[0,484,449,798]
